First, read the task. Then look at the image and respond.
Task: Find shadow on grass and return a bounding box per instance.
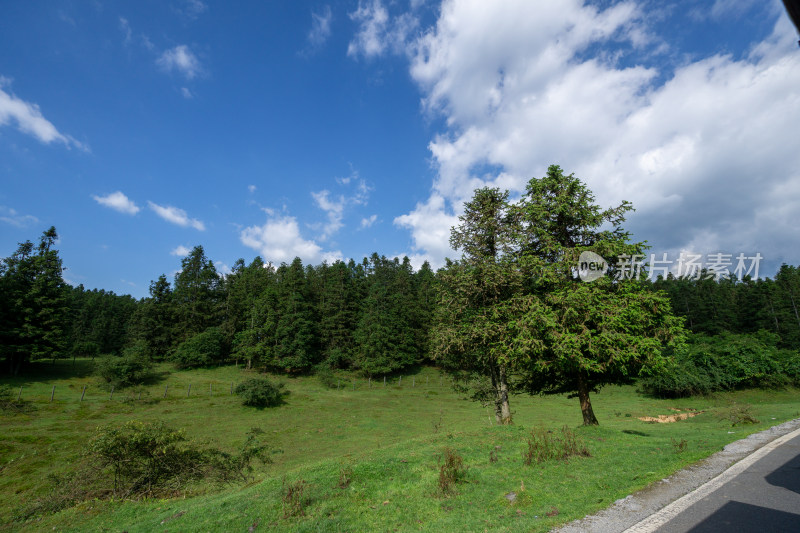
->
[622,429,650,437]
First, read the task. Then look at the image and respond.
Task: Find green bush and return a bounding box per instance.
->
[95,342,153,389]
[235,377,287,408]
[315,364,339,389]
[640,331,800,398]
[173,327,225,368]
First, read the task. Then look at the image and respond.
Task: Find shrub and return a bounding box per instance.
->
[235,378,287,408]
[315,364,338,389]
[437,447,466,496]
[95,342,153,389]
[173,327,225,368]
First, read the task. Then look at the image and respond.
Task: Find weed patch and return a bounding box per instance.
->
[523,426,590,466]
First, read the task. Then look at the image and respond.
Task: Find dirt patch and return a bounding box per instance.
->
[639,408,704,423]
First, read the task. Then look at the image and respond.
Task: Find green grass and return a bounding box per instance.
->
[2,358,800,532]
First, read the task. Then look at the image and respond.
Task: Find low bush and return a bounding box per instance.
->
[235,377,287,408]
[95,342,153,389]
[282,478,308,518]
[172,327,225,368]
[16,421,273,519]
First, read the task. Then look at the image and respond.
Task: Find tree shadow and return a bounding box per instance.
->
[622,429,650,437]
[765,451,800,496]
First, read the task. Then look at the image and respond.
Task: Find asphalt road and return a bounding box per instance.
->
[651,432,800,532]
[554,419,800,533]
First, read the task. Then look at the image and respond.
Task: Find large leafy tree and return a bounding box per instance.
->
[434,166,685,425]
[433,187,521,424]
[513,165,685,425]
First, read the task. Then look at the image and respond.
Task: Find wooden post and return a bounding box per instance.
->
[353,380,355,391]
[50,385,55,403]
[399,375,402,385]
[137,391,141,401]
[210,383,213,396]
[80,386,86,402]
[337,379,340,390]
[413,377,415,387]
[110,387,114,400]
[187,384,191,397]
[17,386,22,402]
[383,376,386,387]
[368,377,371,388]
[164,385,168,398]
[230,382,234,395]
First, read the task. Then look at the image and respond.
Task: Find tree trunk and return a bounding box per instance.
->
[490,362,512,425]
[576,373,599,426]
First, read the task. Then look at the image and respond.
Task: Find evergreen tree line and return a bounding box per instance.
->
[2,226,798,377]
[647,266,800,350]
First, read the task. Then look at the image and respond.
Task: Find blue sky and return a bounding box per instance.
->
[1,0,799,298]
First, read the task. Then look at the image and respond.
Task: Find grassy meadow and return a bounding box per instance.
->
[2,359,800,532]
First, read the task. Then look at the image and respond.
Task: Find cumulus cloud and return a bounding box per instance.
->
[389,0,800,272]
[148,201,205,230]
[347,0,417,59]
[157,45,202,79]
[0,80,87,151]
[0,206,38,228]
[171,245,192,257]
[240,212,341,265]
[92,191,140,215]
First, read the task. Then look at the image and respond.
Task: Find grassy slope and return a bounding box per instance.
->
[2,359,799,532]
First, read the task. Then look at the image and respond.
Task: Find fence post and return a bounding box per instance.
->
[137,391,141,401]
[353,380,355,391]
[383,376,386,387]
[17,386,22,402]
[110,387,114,401]
[368,377,371,388]
[187,384,191,397]
[164,385,168,398]
[50,385,55,403]
[230,382,234,395]
[399,375,402,385]
[210,383,213,396]
[80,386,86,402]
[413,377,415,387]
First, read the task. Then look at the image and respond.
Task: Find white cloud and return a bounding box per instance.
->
[347,0,417,59]
[241,212,341,265]
[180,87,193,99]
[0,80,87,151]
[171,245,192,257]
[391,0,800,271]
[248,184,257,194]
[119,17,132,45]
[92,191,140,215]
[157,45,202,79]
[308,6,333,48]
[0,206,38,228]
[148,201,205,230]
[310,172,372,240]
[311,190,346,240]
[360,214,378,228]
[179,0,208,19]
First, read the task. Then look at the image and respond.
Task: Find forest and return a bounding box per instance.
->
[2,168,800,410]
